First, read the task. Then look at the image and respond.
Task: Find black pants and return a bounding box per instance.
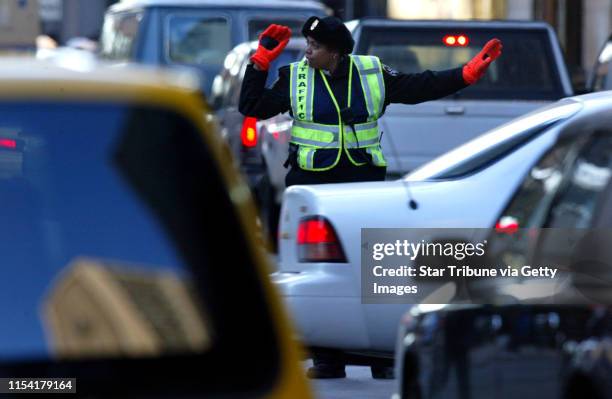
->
[285,160,386,187]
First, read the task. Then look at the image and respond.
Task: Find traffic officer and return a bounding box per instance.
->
[239,16,502,379]
[239,16,502,188]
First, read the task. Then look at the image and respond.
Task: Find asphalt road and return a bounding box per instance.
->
[304,361,396,399]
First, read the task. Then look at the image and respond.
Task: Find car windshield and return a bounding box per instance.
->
[0,102,211,361]
[407,101,583,181]
[168,15,232,67]
[356,26,565,100]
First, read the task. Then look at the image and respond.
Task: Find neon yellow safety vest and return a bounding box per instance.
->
[289,55,387,171]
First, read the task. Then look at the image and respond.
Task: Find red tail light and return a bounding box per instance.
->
[457,35,469,46]
[241,117,258,148]
[443,34,469,47]
[0,138,17,149]
[297,216,346,262]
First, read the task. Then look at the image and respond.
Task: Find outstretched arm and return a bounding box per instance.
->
[384,38,503,105]
[384,65,468,105]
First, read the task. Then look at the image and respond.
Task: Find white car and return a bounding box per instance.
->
[271,94,598,360]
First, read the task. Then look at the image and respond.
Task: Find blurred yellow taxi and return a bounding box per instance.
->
[0,58,311,398]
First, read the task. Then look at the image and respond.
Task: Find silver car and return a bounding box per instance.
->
[394,90,612,399]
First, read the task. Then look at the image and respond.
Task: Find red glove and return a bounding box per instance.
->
[462,38,503,84]
[250,24,292,71]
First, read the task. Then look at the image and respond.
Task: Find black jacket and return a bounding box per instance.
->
[239,55,468,186]
[240,55,467,118]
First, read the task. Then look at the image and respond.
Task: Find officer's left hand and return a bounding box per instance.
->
[462,38,503,84]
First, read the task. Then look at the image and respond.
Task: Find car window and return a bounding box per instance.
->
[478,132,612,301]
[592,40,612,91]
[0,103,207,360]
[591,179,612,227]
[168,15,232,67]
[407,101,582,181]
[479,142,575,280]
[526,133,612,282]
[0,101,280,394]
[496,142,574,230]
[357,27,565,100]
[99,12,143,61]
[544,133,612,228]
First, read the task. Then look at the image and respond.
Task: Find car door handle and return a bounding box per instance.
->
[445,106,465,115]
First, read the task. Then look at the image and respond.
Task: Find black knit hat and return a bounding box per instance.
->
[301,16,354,54]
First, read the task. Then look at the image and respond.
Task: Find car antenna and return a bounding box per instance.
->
[381,130,418,210]
[404,181,419,210]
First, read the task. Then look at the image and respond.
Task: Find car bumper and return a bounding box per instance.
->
[272,271,370,349]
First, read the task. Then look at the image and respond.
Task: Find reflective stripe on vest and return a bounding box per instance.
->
[344,121,379,149]
[366,147,385,166]
[291,120,340,147]
[297,147,317,170]
[290,62,315,121]
[352,55,385,121]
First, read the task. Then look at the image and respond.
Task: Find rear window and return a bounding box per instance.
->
[0,101,280,394]
[0,103,207,360]
[356,27,565,100]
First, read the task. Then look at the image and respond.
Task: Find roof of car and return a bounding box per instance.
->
[0,58,204,104]
[349,17,555,30]
[110,0,326,12]
[571,89,612,103]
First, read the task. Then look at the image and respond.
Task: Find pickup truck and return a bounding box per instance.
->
[348,18,574,177]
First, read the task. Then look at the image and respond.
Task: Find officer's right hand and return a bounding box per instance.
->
[250,24,292,71]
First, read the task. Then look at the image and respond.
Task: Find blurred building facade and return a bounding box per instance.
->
[0,1,40,49]
[40,0,118,43]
